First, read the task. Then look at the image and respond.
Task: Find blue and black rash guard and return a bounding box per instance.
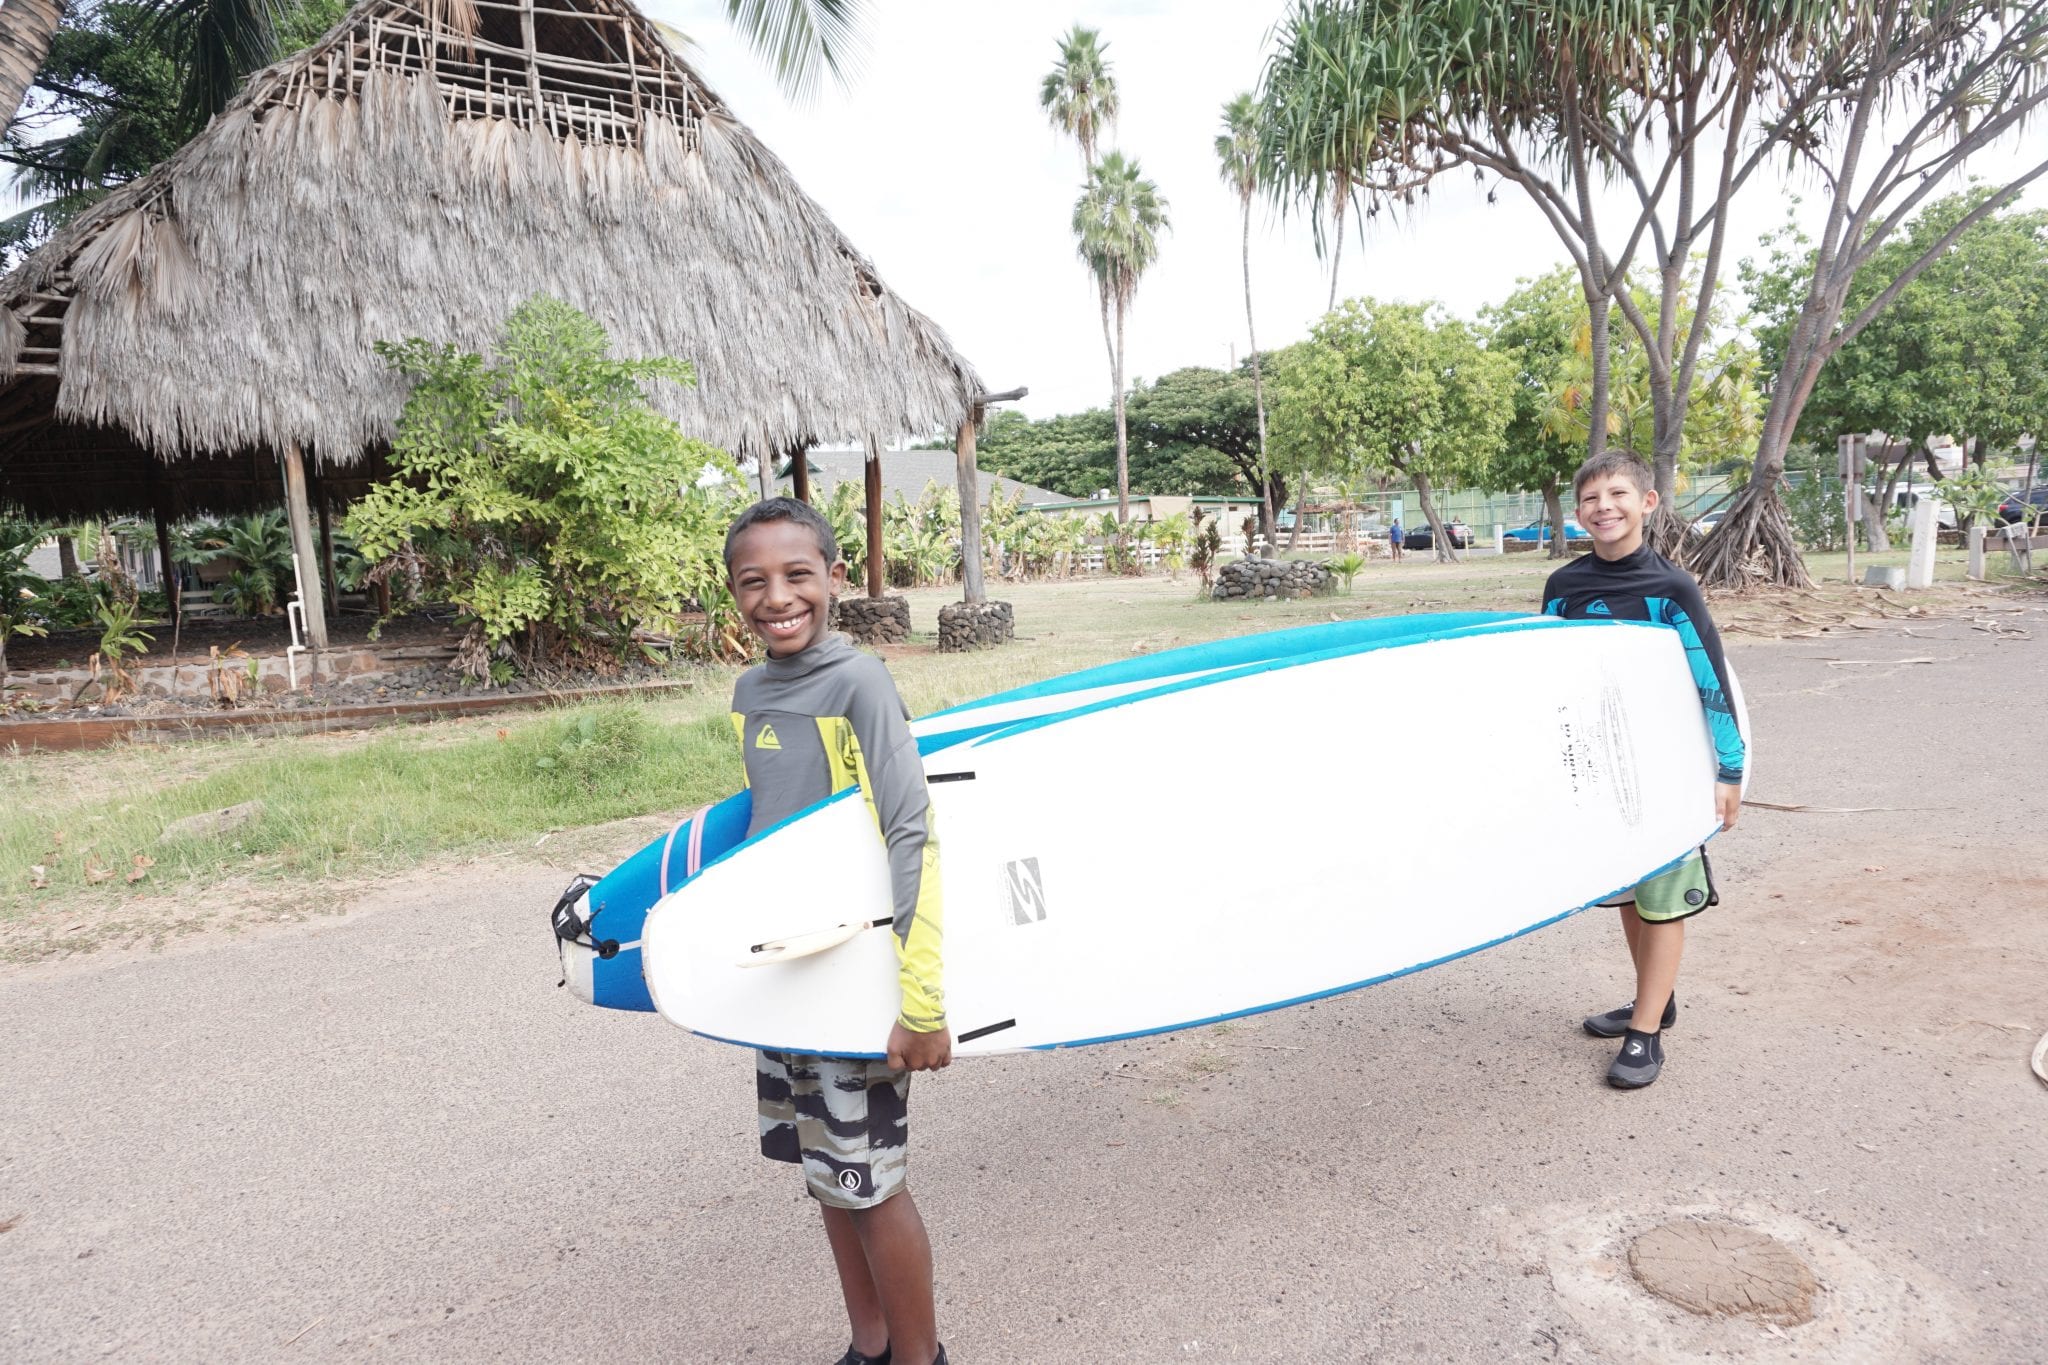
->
[1543,543,1746,784]
[732,633,944,1034]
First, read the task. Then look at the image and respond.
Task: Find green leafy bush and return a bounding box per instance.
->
[347,297,741,677]
[1781,446,1845,552]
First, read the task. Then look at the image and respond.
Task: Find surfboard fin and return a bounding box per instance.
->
[741,918,891,968]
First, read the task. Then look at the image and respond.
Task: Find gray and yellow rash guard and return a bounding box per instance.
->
[732,633,944,1034]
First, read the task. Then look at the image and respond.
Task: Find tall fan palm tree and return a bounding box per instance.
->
[1074,151,1168,527]
[1039,24,1118,168]
[1041,24,1123,383]
[1216,91,1277,553]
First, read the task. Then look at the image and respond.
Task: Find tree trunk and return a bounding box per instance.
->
[1407,465,1458,564]
[1264,472,1287,554]
[1242,192,1275,563]
[1861,496,1890,555]
[1686,421,1812,590]
[0,0,62,135]
[1542,480,1568,559]
[1112,297,1130,526]
[1584,291,1612,461]
[1326,196,1346,315]
[1286,482,1306,553]
[57,533,79,579]
[1647,500,1691,558]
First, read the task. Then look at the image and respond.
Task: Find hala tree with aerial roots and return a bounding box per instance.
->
[1258,0,2048,587]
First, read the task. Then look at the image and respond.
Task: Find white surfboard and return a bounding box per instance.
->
[640,615,1746,1057]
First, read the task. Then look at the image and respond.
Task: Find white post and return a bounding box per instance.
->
[1493,524,1505,555]
[1905,496,1938,589]
[1967,525,1986,580]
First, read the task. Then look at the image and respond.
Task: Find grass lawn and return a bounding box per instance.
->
[2,547,2036,961]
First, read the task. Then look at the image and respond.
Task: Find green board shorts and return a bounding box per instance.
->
[756,1050,911,1210]
[1600,848,1718,923]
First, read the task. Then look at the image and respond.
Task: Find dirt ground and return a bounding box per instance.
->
[1,590,2044,1362]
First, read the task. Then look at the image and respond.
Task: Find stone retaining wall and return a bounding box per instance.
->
[4,645,446,703]
[1211,558,1333,601]
[937,601,1014,653]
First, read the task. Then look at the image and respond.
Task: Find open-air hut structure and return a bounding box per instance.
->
[0,0,997,649]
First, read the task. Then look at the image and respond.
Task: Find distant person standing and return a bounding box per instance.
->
[1388,518,1404,562]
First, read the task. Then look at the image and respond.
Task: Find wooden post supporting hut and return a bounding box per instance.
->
[937,387,1027,653]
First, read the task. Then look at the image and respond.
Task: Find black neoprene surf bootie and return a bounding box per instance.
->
[1582,994,1677,1038]
[833,1346,889,1365]
[1607,1028,1664,1088]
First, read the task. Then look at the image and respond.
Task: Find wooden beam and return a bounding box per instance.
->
[864,436,885,600]
[791,444,811,504]
[317,479,338,623]
[955,412,986,604]
[147,461,180,631]
[280,443,329,650]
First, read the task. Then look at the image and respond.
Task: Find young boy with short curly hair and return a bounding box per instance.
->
[725,497,952,1365]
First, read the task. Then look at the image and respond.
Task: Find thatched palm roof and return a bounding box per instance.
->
[0,0,982,518]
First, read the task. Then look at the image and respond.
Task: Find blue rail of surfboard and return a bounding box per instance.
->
[580,610,1567,1012]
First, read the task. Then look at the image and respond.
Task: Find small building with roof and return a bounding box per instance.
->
[0,0,994,648]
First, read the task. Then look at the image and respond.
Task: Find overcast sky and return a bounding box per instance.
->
[650,0,2046,423]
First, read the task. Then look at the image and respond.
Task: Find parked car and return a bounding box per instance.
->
[1994,487,2048,525]
[1404,519,1473,550]
[1502,517,1589,543]
[1692,510,1727,535]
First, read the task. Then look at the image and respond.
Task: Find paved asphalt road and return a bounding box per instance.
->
[4,616,2044,1363]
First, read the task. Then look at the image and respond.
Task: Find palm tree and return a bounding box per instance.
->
[0,0,63,136]
[1073,151,1168,527]
[722,0,871,102]
[1216,92,1277,556]
[1041,25,1122,380]
[1039,24,1118,168]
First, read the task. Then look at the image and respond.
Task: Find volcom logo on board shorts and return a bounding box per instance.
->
[1002,857,1047,925]
[838,1168,863,1193]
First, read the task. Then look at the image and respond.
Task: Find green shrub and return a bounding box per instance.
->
[348,297,742,677]
[1782,447,1845,552]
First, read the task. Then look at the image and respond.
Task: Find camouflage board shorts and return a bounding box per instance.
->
[1600,848,1718,923]
[756,1050,910,1210]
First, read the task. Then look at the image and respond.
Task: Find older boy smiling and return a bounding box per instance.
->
[725,498,951,1365]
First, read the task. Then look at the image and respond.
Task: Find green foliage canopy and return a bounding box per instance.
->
[1743,192,2048,460]
[1270,298,1513,547]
